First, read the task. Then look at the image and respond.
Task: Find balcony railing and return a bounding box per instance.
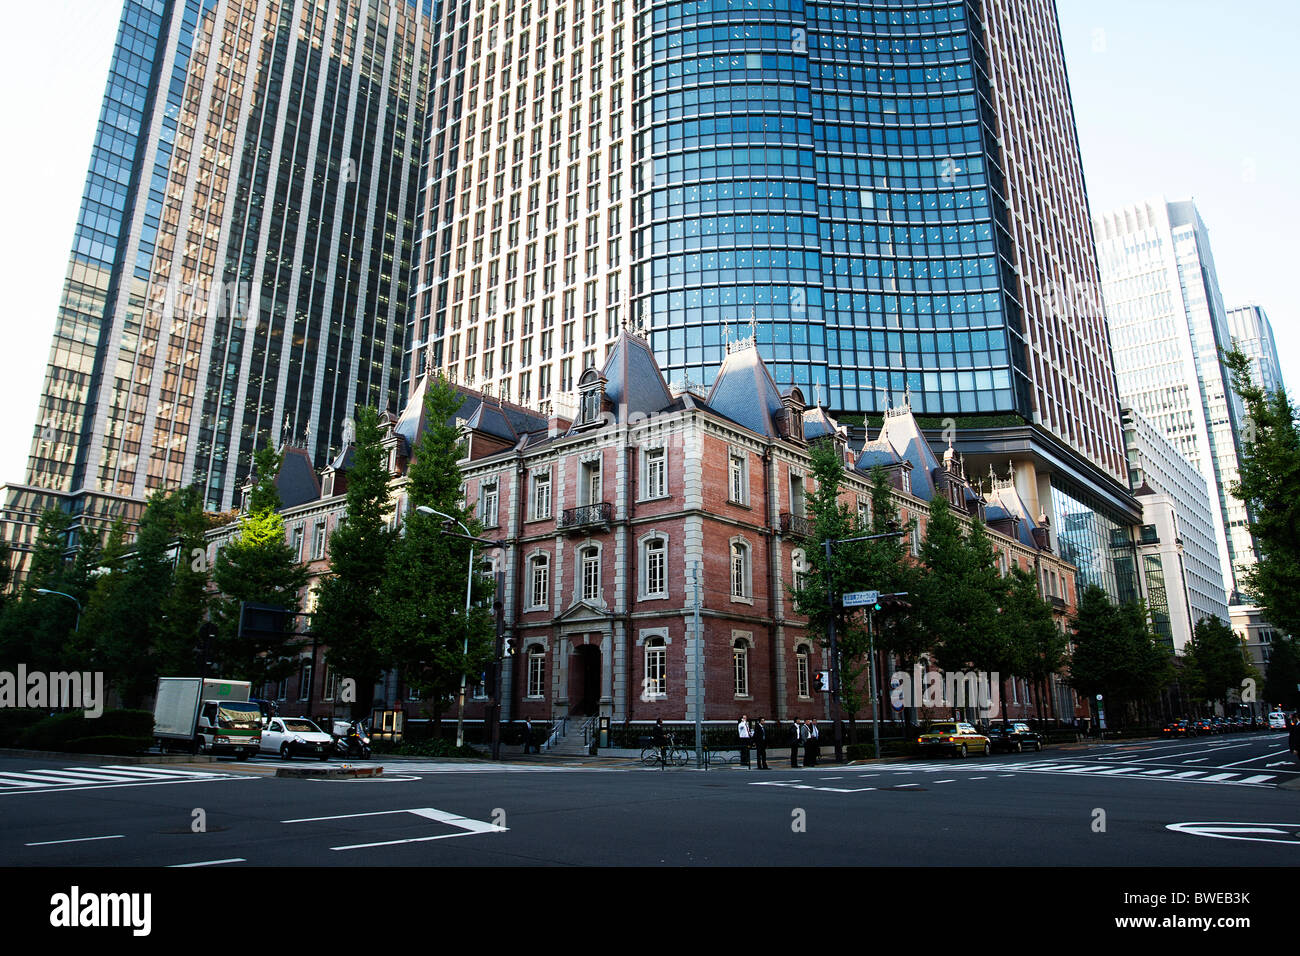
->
[560,502,613,530]
[780,512,813,538]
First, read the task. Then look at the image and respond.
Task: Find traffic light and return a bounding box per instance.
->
[875,592,912,614]
[503,637,516,657]
[815,670,830,692]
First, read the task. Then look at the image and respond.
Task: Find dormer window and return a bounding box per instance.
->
[577,366,606,426]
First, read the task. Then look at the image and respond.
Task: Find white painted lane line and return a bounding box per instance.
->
[25,835,125,846]
[1199,773,1239,782]
[14,769,178,785]
[970,776,987,780]
[1169,771,1206,778]
[0,775,259,796]
[934,779,956,784]
[0,777,44,788]
[1139,769,1174,775]
[1237,775,1276,785]
[1215,750,1293,769]
[1182,758,1207,764]
[1093,768,1140,775]
[998,774,1014,777]
[102,765,228,777]
[169,859,245,867]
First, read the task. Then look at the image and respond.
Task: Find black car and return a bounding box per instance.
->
[1162,720,1191,737]
[985,722,1043,753]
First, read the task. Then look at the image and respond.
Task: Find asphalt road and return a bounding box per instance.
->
[1,731,1297,867]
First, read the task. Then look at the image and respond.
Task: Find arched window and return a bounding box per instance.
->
[791,548,808,593]
[644,637,666,698]
[528,553,550,609]
[580,546,601,602]
[733,637,750,697]
[730,538,751,601]
[642,534,667,597]
[526,645,546,698]
[796,643,811,698]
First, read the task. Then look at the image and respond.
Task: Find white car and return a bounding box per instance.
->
[260,717,332,760]
[1268,711,1289,730]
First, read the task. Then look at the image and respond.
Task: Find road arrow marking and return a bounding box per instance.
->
[1166,821,1300,846]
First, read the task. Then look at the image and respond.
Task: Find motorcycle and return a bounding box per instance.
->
[331,719,371,759]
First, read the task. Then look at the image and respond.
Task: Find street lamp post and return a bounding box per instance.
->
[822,528,907,763]
[34,589,82,632]
[415,505,504,750]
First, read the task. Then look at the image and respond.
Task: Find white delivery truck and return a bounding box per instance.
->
[154,677,262,759]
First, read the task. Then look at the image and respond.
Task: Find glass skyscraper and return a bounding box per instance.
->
[4,0,436,573]
[3,0,212,574]
[409,0,1139,600]
[1095,198,1259,603]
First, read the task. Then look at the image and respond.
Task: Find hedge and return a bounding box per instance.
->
[13,710,154,753]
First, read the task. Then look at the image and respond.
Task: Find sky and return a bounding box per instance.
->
[0,1,1295,489]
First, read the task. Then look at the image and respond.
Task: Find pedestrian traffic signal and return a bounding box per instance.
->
[504,637,516,656]
[815,670,830,692]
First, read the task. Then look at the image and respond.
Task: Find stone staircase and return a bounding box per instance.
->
[543,716,596,757]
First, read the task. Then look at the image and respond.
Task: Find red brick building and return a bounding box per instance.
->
[210,330,1085,730]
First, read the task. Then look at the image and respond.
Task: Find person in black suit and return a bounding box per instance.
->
[804,718,818,767]
[754,717,769,769]
[790,719,803,767]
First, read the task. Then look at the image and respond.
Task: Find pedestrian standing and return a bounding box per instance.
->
[522,717,534,754]
[790,719,803,767]
[738,714,752,767]
[805,718,820,767]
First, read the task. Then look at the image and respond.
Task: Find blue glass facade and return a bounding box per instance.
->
[637,0,1030,418]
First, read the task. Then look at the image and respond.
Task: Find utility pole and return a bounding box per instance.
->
[821,527,907,763]
[693,561,704,768]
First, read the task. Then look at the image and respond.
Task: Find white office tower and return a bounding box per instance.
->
[1226,304,1284,397]
[1121,407,1230,653]
[1094,198,1257,603]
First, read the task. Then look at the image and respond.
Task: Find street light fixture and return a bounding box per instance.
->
[34,589,82,632]
[414,505,504,750]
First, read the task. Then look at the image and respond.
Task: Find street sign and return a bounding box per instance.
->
[842,590,878,608]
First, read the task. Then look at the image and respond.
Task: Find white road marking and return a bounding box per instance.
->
[1168,771,1206,778]
[1198,773,1239,782]
[25,835,124,846]
[169,858,246,867]
[1215,750,1293,769]
[1237,775,1276,785]
[282,806,507,851]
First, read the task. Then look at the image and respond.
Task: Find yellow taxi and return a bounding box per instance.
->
[916,721,992,758]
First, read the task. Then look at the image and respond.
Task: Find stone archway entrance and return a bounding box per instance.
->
[568,644,602,716]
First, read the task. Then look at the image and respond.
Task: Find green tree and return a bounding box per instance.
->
[1262,635,1300,711]
[1181,615,1253,711]
[0,509,91,671]
[1003,565,1068,720]
[916,497,1009,680]
[1224,345,1300,632]
[211,444,309,686]
[1068,586,1173,727]
[156,485,214,677]
[378,376,494,730]
[315,406,397,717]
[791,447,913,740]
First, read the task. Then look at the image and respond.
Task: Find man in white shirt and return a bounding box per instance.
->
[737,714,752,767]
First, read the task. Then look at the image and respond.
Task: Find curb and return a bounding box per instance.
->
[275,765,384,779]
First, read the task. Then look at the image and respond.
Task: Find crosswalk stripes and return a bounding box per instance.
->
[838,761,1279,788]
[0,764,239,794]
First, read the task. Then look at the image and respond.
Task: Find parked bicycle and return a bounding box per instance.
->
[640,734,690,768]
